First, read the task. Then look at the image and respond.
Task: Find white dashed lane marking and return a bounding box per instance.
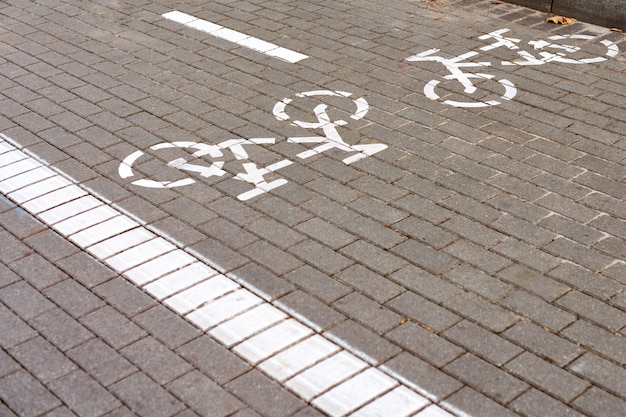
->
[0,134,465,417]
[162,10,309,63]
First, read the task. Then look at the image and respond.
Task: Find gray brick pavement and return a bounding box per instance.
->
[1,0,626,415]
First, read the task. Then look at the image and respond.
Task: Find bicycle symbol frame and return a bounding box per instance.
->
[118,90,388,201]
[406,28,619,108]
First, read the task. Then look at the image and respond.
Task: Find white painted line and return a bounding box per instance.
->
[0,135,468,417]
[162,10,308,63]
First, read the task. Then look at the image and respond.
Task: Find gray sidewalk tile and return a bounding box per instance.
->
[500,289,576,332]
[132,305,201,350]
[505,352,590,402]
[571,387,626,417]
[93,278,156,317]
[443,353,529,404]
[67,339,137,387]
[277,290,346,332]
[334,292,401,334]
[444,265,513,302]
[327,319,402,364]
[167,370,244,417]
[386,322,463,368]
[442,386,518,417]
[110,373,186,417]
[0,370,61,417]
[561,319,626,364]
[444,292,520,333]
[45,279,106,318]
[509,389,585,417]
[387,291,460,333]
[0,281,55,320]
[121,337,193,385]
[225,370,305,417]
[48,370,121,417]
[284,265,351,303]
[556,290,626,332]
[9,336,77,384]
[81,306,146,350]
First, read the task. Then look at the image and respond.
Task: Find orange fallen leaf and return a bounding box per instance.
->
[546,15,577,24]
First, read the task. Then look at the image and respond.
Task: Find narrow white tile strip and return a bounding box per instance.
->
[0,166,54,194]
[233,319,313,365]
[164,275,239,314]
[143,262,215,300]
[70,215,139,248]
[259,334,340,381]
[350,386,429,417]
[162,10,308,63]
[186,288,262,330]
[124,249,196,286]
[313,368,398,416]
[210,303,287,347]
[38,196,101,225]
[0,136,470,417]
[285,351,369,401]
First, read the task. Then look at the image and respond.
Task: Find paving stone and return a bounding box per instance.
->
[326,319,402,365]
[93,277,155,317]
[290,239,353,274]
[48,370,120,417]
[225,370,305,417]
[443,264,513,302]
[391,239,459,275]
[571,387,626,417]
[506,351,590,402]
[556,290,626,332]
[548,263,621,301]
[294,217,357,250]
[132,305,201,349]
[386,322,463,368]
[0,281,55,320]
[442,386,518,417]
[23,230,79,262]
[44,279,106,318]
[110,373,186,417]
[444,292,520,333]
[55,251,118,289]
[121,337,193,385]
[340,240,404,275]
[568,352,626,399]
[9,253,68,290]
[81,306,146,350]
[509,389,586,417]
[284,265,351,303]
[334,292,401,334]
[394,216,456,249]
[0,370,61,417]
[277,290,345,332]
[9,336,77,384]
[176,335,251,385]
[504,320,583,367]
[387,291,460,333]
[444,353,529,404]
[500,289,576,332]
[444,239,512,274]
[67,339,137,387]
[561,319,626,365]
[167,370,244,417]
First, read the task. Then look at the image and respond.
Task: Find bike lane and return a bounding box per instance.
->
[1,0,626,416]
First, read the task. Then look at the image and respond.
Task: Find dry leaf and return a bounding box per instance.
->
[546,15,577,25]
[611,27,624,33]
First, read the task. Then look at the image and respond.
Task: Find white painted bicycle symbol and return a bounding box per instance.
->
[406,28,619,108]
[119,91,387,201]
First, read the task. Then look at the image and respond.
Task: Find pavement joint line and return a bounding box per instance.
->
[162,10,309,63]
[0,134,467,417]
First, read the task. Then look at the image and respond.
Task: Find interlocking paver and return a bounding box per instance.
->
[2,0,626,414]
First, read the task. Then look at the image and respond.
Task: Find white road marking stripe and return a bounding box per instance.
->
[162,10,308,63]
[0,134,465,417]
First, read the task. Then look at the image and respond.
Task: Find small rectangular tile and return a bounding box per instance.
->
[125,250,196,285]
[54,205,119,236]
[8,176,72,203]
[414,404,457,417]
[312,368,397,416]
[88,228,154,259]
[105,238,174,271]
[69,215,139,248]
[143,263,216,300]
[210,303,287,347]
[164,275,239,314]
[285,351,368,401]
[0,158,41,180]
[38,196,101,225]
[0,150,27,168]
[213,27,248,43]
[265,47,308,63]
[233,319,313,364]
[0,167,54,194]
[22,186,87,214]
[186,289,262,330]
[258,334,340,381]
